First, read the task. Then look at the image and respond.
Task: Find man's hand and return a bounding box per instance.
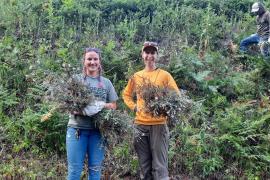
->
[133,105,142,113]
[134,105,137,112]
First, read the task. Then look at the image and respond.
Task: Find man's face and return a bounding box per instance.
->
[252,10,259,16]
[142,47,158,68]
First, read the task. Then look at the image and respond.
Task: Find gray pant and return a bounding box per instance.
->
[133,124,169,180]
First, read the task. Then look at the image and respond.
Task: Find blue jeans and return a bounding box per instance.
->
[66,127,105,180]
[240,33,270,57]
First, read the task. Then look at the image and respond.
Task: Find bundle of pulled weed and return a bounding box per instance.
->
[93,109,133,146]
[137,82,192,128]
[43,74,95,113]
[103,134,139,179]
[93,110,136,176]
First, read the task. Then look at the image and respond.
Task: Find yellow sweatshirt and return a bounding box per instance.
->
[122,68,179,125]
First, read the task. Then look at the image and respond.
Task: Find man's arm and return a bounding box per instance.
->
[122,76,137,112]
[167,73,180,94]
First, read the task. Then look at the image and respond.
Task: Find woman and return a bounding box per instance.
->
[66,47,118,180]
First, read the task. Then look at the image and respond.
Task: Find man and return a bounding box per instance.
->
[122,41,179,180]
[240,2,270,57]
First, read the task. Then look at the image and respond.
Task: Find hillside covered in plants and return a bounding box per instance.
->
[0,0,270,179]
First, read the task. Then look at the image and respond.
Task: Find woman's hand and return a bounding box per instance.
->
[71,111,83,115]
[104,102,117,110]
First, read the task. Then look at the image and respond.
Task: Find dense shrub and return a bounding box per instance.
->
[1,0,270,179]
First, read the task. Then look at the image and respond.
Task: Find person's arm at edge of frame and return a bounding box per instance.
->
[122,76,137,112]
[268,11,270,43]
[167,72,180,94]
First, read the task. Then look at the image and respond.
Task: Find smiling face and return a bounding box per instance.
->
[83,51,101,76]
[142,47,158,70]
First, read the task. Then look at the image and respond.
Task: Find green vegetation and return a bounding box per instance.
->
[1,0,270,179]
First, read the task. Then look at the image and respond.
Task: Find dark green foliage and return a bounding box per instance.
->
[1,0,270,179]
[1,105,67,154]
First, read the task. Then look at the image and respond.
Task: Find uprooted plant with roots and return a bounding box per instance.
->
[136,79,193,128]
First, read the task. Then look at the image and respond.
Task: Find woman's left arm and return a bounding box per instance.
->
[104,101,117,110]
[104,78,118,110]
